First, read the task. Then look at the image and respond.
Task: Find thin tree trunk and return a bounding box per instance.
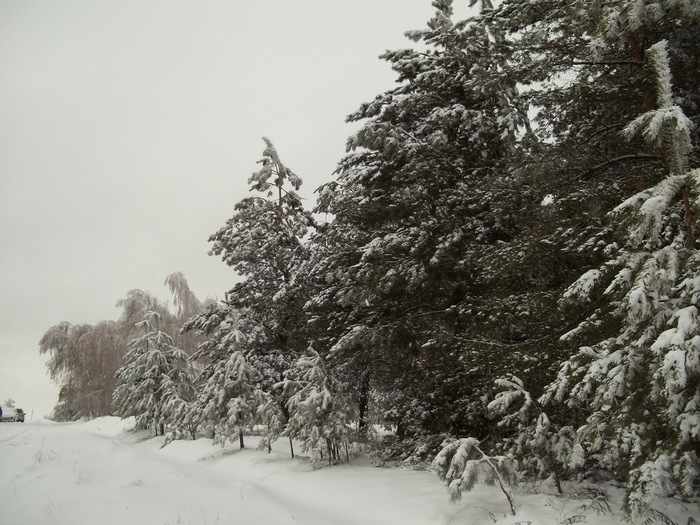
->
[357,371,371,438]
[475,445,516,516]
[552,461,563,495]
[683,184,696,249]
[239,430,245,449]
[628,35,655,112]
[289,436,295,459]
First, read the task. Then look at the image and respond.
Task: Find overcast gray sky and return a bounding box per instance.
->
[0,1,474,418]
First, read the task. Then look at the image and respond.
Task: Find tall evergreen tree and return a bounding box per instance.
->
[196,348,261,448]
[207,137,313,362]
[113,311,194,435]
[542,40,699,517]
[181,301,244,439]
[185,138,315,447]
[306,0,532,460]
[479,0,700,516]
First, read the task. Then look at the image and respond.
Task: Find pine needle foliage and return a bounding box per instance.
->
[284,348,357,465]
[433,437,518,515]
[113,311,194,436]
[543,38,700,518]
[184,138,314,447]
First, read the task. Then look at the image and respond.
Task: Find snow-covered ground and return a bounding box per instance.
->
[0,418,697,525]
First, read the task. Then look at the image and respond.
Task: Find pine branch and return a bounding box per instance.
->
[682,183,696,249]
[571,60,645,67]
[581,154,662,179]
[576,122,626,146]
[459,334,555,348]
[394,127,462,177]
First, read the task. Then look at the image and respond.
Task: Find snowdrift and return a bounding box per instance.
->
[0,418,696,524]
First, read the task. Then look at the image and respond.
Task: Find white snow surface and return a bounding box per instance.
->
[1,417,698,525]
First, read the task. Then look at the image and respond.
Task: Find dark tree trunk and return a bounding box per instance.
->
[683,184,696,249]
[357,371,371,437]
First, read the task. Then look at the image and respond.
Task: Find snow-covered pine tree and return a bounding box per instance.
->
[487,375,580,495]
[306,0,532,462]
[160,361,198,440]
[162,390,197,440]
[197,349,261,448]
[257,395,288,455]
[488,0,700,270]
[209,139,313,326]
[192,138,314,449]
[484,0,700,314]
[112,311,193,436]
[184,303,294,451]
[284,348,357,465]
[544,40,700,518]
[183,303,246,441]
[433,436,518,516]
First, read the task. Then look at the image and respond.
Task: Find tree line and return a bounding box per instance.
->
[40,0,699,520]
[39,273,205,421]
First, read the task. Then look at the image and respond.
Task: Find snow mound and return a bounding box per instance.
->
[0,418,697,525]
